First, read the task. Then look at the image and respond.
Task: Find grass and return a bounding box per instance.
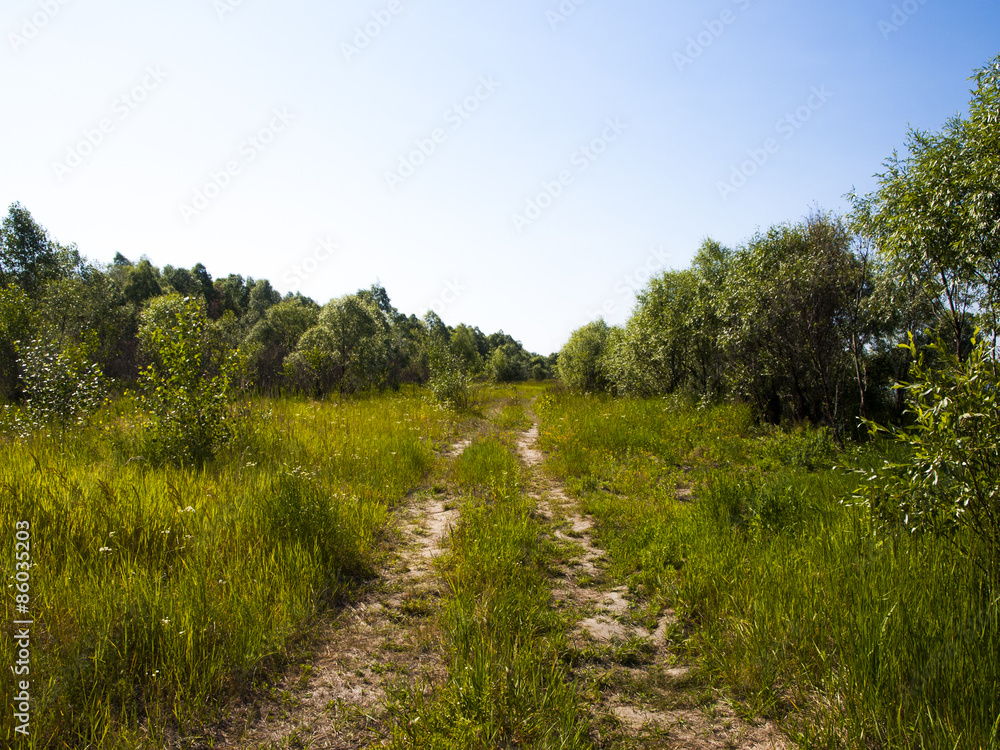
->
[0,389,456,748]
[385,413,592,748]
[536,392,1000,750]
[9,380,996,748]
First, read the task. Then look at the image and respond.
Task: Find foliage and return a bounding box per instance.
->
[244,296,319,393]
[0,282,32,401]
[604,240,731,400]
[0,202,80,295]
[12,338,105,433]
[36,270,138,380]
[598,214,869,437]
[859,333,1000,586]
[138,295,245,464]
[557,318,611,392]
[721,213,864,435]
[287,290,392,395]
[449,323,484,374]
[850,55,1000,359]
[428,342,472,410]
[487,341,529,383]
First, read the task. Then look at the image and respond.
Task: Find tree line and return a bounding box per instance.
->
[0,208,554,413]
[559,55,1000,442]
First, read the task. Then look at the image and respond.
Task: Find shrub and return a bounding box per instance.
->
[858,333,1000,587]
[12,338,105,435]
[557,319,611,392]
[138,296,247,464]
[428,344,471,410]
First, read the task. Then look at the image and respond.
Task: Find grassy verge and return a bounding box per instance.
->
[536,392,1000,749]
[0,390,456,748]
[385,415,591,748]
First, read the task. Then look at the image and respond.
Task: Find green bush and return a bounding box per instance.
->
[11,338,105,435]
[557,319,611,392]
[859,333,1000,587]
[428,344,472,410]
[138,296,247,464]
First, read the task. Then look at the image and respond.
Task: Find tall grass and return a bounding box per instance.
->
[0,390,455,747]
[537,393,1000,749]
[387,430,591,749]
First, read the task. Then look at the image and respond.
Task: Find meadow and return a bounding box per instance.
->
[536,392,1000,749]
[2,382,999,749]
[0,390,456,747]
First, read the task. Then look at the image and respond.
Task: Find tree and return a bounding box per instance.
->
[138,294,232,380]
[36,268,137,381]
[688,239,731,398]
[488,341,530,383]
[599,240,731,400]
[851,55,1000,360]
[609,269,701,396]
[244,278,282,328]
[427,342,472,410]
[14,337,105,434]
[245,296,319,393]
[529,355,551,380]
[721,214,862,436]
[423,310,450,345]
[450,324,483,374]
[0,284,32,401]
[287,291,392,395]
[214,274,250,319]
[558,319,611,392]
[0,203,79,295]
[123,259,163,308]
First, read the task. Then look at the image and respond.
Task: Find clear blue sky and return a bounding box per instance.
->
[2,0,998,354]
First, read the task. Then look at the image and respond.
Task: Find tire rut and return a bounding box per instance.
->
[207,439,467,750]
[516,416,789,749]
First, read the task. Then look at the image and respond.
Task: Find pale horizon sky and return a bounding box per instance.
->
[2,0,998,354]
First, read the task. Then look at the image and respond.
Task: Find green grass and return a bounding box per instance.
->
[0,390,456,748]
[537,392,1000,750]
[492,401,531,432]
[386,421,591,748]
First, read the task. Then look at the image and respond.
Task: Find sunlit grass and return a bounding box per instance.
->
[537,392,1000,750]
[0,389,456,747]
[386,414,591,749]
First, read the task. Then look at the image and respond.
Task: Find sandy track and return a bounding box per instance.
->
[516,417,789,749]
[205,410,788,750]
[206,441,466,750]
